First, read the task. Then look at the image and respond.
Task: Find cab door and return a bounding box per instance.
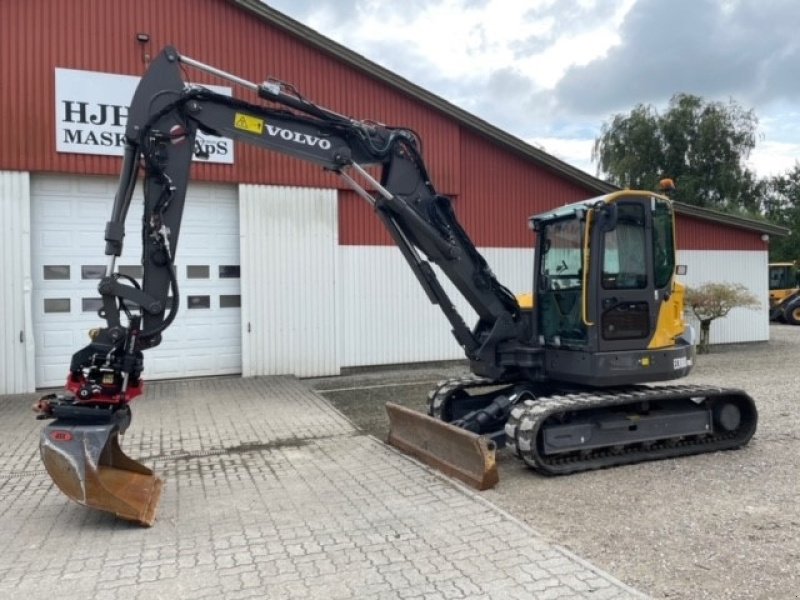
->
[595,200,657,352]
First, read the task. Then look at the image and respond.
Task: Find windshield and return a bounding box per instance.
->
[769,265,795,290]
[540,217,582,291]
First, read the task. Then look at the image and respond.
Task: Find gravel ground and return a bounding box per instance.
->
[308,324,800,600]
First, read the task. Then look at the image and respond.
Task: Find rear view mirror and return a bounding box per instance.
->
[675,265,687,276]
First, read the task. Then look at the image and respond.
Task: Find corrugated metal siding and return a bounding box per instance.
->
[338,189,394,246]
[239,184,339,377]
[0,171,35,393]
[0,0,460,192]
[676,215,766,251]
[678,250,769,344]
[458,129,598,247]
[338,246,532,366]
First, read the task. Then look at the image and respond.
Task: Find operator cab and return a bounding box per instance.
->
[769,262,799,291]
[530,191,688,385]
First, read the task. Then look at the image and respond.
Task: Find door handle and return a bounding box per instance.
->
[602,297,618,309]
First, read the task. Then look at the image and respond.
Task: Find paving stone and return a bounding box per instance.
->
[0,377,646,599]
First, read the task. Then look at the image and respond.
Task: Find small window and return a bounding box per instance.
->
[219,265,240,278]
[187,265,210,279]
[187,295,210,309]
[220,294,241,308]
[44,265,70,280]
[44,298,70,313]
[82,297,103,312]
[80,265,105,280]
[119,265,144,279]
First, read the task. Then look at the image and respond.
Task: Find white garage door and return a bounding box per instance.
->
[31,175,241,388]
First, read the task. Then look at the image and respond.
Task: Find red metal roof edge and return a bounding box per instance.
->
[672,201,789,236]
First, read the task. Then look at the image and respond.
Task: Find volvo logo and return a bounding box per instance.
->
[265,125,332,150]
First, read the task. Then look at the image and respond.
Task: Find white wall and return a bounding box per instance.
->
[240,185,339,377]
[677,249,769,344]
[0,171,35,393]
[338,246,767,368]
[338,246,533,367]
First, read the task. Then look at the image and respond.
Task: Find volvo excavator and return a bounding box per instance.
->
[34,47,758,526]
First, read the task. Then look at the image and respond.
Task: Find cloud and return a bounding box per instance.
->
[554,0,800,117]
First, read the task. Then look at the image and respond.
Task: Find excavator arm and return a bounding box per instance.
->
[34,46,533,522]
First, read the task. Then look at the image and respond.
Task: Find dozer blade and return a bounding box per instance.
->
[40,421,163,526]
[385,402,499,490]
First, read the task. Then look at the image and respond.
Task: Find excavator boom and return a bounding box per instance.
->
[35,46,526,521]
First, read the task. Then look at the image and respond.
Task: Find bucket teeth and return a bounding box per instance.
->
[40,422,162,526]
[385,402,499,490]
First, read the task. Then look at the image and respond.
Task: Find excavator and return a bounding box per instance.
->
[34,47,758,526]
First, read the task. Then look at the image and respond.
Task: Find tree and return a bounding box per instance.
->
[761,163,800,261]
[593,94,760,211]
[685,283,760,354]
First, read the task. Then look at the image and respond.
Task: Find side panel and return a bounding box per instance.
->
[240,185,339,377]
[677,249,769,343]
[0,171,35,393]
[338,246,532,367]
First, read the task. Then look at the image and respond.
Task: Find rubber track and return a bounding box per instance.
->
[426,375,495,418]
[508,384,757,475]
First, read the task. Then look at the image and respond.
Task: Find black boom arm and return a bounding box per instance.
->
[74,46,532,401]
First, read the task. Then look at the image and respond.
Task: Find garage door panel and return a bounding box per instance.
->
[78,198,109,216]
[216,354,241,371]
[38,198,71,218]
[41,329,76,349]
[183,324,210,341]
[32,174,241,387]
[75,178,117,195]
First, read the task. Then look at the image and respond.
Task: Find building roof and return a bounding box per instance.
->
[671,201,788,236]
[232,0,788,238]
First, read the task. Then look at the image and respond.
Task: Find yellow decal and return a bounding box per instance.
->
[234,113,264,134]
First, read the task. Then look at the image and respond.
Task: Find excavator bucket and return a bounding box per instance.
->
[385,402,499,490]
[39,421,162,526]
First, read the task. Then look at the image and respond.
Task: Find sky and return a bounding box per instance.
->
[263,0,800,180]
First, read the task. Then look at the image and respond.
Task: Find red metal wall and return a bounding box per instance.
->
[675,215,765,251]
[0,0,460,192]
[457,130,597,247]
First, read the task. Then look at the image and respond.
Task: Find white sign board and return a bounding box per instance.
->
[55,68,234,164]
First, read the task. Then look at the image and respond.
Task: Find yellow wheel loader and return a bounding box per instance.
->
[34,47,757,525]
[768,262,800,325]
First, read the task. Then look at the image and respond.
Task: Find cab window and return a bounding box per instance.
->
[602,203,646,290]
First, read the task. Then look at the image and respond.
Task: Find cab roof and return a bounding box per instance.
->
[528,190,669,229]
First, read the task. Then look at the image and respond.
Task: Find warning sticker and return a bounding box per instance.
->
[234,113,264,134]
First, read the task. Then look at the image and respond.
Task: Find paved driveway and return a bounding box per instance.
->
[0,376,643,599]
